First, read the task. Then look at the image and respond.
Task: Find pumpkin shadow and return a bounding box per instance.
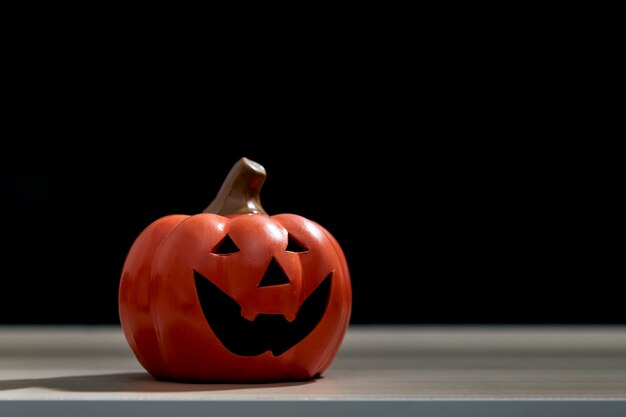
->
[0,372,316,393]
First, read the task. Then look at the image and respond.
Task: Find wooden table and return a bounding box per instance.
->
[1,326,625,416]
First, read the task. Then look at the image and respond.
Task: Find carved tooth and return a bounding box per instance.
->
[284,311,297,323]
[240,308,259,322]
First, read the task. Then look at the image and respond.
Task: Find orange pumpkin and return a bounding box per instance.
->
[119,158,351,382]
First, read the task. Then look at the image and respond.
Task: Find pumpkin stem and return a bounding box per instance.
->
[203,157,268,215]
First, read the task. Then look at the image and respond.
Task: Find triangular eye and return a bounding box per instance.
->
[211,234,240,255]
[286,234,309,253]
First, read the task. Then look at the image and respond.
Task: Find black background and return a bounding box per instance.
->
[1,140,622,324]
[0,24,621,324]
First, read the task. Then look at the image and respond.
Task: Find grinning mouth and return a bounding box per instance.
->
[193,270,332,356]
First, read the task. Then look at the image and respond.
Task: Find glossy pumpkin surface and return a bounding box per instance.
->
[119,159,351,382]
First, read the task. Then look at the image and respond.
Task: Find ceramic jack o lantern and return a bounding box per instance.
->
[119,158,352,382]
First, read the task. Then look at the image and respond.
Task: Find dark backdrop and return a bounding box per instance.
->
[1,142,622,324]
[1,0,621,325]
[1,33,620,324]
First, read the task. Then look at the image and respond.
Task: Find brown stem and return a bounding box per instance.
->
[203,157,268,215]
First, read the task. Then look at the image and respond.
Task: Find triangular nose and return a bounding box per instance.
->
[258,257,291,287]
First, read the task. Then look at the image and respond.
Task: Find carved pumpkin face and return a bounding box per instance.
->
[192,215,335,357]
[119,159,351,382]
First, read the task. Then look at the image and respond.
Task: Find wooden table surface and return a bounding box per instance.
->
[1,326,625,416]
